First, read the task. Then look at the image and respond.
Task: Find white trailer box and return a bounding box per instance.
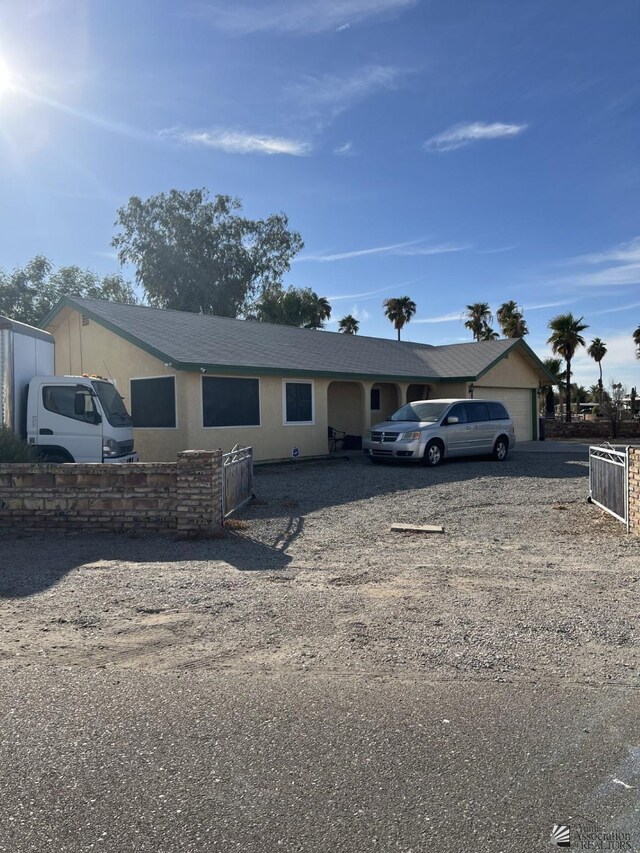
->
[0,315,55,436]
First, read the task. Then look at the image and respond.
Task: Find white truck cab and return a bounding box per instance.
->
[1,315,137,463]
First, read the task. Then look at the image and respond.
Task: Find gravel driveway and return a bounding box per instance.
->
[1,450,638,685]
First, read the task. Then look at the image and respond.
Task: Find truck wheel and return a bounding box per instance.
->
[424,440,444,467]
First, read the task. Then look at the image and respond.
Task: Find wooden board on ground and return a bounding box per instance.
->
[390,523,445,534]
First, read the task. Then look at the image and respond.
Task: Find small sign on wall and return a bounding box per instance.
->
[291,447,301,459]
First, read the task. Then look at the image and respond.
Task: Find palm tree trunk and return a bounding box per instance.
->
[565,360,572,423]
[598,365,603,408]
[397,327,401,341]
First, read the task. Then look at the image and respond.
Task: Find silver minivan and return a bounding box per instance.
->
[362,398,516,466]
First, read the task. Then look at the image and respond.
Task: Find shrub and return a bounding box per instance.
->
[0,426,37,462]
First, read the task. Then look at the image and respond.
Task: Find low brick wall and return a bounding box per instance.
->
[0,449,223,537]
[628,448,640,537]
[545,420,640,439]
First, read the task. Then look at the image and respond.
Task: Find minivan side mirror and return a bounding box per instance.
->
[446,415,459,425]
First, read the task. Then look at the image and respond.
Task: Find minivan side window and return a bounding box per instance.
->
[446,403,467,423]
[488,402,509,420]
[465,401,491,422]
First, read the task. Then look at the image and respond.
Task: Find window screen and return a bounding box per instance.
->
[130,377,176,428]
[202,377,260,427]
[370,388,381,410]
[285,382,313,423]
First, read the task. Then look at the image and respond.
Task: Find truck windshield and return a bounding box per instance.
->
[390,402,449,423]
[92,381,132,427]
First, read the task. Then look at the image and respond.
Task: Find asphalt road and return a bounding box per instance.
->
[0,668,638,853]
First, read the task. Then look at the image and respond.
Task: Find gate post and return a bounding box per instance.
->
[176,449,224,538]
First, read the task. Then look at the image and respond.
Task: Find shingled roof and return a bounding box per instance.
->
[44,296,553,383]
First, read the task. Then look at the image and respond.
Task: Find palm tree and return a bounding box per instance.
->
[587,337,607,408]
[634,325,640,359]
[541,357,565,418]
[497,300,528,337]
[479,323,499,340]
[547,313,589,422]
[338,315,359,334]
[383,296,417,341]
[464,303,493,341]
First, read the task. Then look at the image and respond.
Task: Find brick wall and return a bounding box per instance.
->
[628,448,640,537]
[0,450,224,537]
[545,420,640,439]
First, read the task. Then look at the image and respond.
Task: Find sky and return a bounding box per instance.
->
[0,0,639,390]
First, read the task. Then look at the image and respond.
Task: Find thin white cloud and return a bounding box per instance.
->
[334,141,354,156]
[297,240,469,262]
[589,301,640,317]
[327,285,395,301]
[159,127,311,156]
[289,65,402,122]
[424,121,529,153]
[413,311,461,324]
[190,0,418,35]
[336,23,350,32]
[563,236,640,266]
[524,300,573,311]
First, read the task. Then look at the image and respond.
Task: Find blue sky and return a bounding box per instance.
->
[0,0,639,389]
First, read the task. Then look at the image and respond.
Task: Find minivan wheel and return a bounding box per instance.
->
[493,437,509,461]
[424,440,444,467]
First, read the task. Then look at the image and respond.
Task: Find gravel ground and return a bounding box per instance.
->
[1,450,638,685]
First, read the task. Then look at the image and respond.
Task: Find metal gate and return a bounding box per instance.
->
[222,445,254,518]
[589,444,629,529]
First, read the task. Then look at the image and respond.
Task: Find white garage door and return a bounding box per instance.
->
[473,387,534,442]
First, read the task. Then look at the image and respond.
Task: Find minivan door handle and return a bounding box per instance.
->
[39,428,54,435]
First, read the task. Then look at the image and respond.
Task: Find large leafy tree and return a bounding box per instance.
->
[112,189,304,318]
[547,313,589,422]
[338,315,359,334]
[383,296,417,341]
[464,302,493,341]
[496,300,528,338]
[541,357,565,417]
[253,286,331,329]
[587,337,607,408]
[0,255,136,326]
[479,323,500,340]
[633,325,640,359]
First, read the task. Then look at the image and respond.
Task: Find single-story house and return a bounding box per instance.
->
[43,296,554,462]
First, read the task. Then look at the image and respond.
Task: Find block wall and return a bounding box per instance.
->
[628,448,640,537]
[0,450,224,537]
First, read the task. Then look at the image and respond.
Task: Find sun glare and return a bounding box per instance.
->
[0,58,16,96]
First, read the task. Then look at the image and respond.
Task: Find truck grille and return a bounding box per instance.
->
[370,431,399,443]
[117,440,134,455]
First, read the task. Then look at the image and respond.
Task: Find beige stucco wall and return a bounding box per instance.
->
[327,381,365,436]
[372,383,401,422]
[474,348,537,389]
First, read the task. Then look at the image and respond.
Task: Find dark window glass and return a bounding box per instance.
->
[285,383,313,423]
[370,388,381,410]
[465,401,491,422]
[202,377,260,427]
[130,377,176,428]
[42,385,96,423]
[488,402,509,420]
[446,403,467,423]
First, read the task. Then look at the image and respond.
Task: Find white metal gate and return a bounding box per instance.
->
[589,444,629,529]
[222,445,254,518]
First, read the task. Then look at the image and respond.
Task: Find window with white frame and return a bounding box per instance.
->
[130,376,176,428]
[202,376,260,427]
[283,380,314,424]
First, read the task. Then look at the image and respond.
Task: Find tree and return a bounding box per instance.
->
[541,357,565,417]
[601,381,627,439]
[112,189,304,318]
[496,300,528,337]
[0,255,136,326]
[587,337,607,408]
[479,323,499,340]
[253,286,331,329]
[633,325,640,359]
[547,313,589,423]
[338,315,359,334]
[464,303,493,341]
[383,296,417,341]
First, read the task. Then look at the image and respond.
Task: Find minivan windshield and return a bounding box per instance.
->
[92,380,132,427]
[390,402,449,423]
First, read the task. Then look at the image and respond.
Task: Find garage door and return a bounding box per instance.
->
[473,387,534,442]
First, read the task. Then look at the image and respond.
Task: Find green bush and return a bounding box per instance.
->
[0,426,37,462]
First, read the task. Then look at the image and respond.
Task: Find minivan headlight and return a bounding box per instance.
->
[401,431,422,440]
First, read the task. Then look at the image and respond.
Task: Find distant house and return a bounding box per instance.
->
[43,297,553,462]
